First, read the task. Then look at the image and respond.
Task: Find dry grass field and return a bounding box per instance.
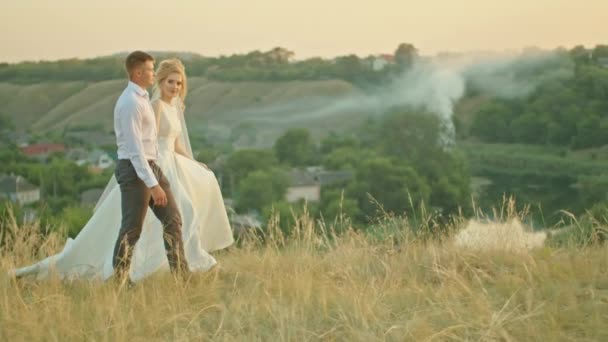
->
[1,202,607,341]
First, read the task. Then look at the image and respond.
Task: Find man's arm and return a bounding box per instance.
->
[117,101,159,188]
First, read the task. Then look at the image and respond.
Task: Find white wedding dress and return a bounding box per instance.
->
[13,100,234,282]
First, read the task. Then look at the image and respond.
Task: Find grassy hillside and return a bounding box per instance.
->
[33,80,123,132]
[0,78,363,146]
[0,81,88,129]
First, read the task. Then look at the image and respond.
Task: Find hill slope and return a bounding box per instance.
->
[0,78,365,146]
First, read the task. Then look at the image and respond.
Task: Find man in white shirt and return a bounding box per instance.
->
[112,51,188,283]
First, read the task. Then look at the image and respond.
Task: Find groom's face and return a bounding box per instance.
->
[136,60,155,88]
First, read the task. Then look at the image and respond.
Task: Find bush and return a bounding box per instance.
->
[550,204,608,246]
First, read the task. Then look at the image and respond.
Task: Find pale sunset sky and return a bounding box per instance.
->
[1,0,606,62]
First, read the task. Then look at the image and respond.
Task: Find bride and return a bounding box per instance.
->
[12,58,233,282]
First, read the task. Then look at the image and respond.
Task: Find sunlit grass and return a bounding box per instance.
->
[1,202,607,341]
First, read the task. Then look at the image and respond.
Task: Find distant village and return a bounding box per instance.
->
[1,132,355,234]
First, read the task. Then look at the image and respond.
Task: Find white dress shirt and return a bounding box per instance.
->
[114,81,159,188]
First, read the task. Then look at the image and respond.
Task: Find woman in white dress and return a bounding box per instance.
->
[12,58,233,282]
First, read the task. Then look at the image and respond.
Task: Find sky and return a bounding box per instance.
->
[1,0,606,63]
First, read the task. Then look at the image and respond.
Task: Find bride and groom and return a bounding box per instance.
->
[12,51,233,283]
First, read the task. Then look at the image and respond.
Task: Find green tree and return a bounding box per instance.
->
[236,168,289,212]
[572,114,608,149]
[274,128,317,167]
[319,188,360,228]
[333,55,364,81]
[369,111,443,161]
[319,133,359,155]
[322,147,367,171]
[511,112,547,144]
[54,206,93,238]
[592,44,608,61]
[394,43,418,70]
[0,112,14,133]
[350,157,430,221]
[425,151,471,214]
[223,149,279,195]
[570,45,591,65]
[470,103,514,143]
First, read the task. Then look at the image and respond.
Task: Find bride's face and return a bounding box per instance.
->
[161,72,183,99]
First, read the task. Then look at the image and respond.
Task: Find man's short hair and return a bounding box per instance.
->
[125,51,154,75]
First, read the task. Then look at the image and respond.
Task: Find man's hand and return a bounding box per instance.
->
[150,185,167,207]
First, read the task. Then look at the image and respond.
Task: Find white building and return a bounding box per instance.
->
[285,169,321,203]
[285,167,355,203]
[0,175,40,205]
[67,148,114,170]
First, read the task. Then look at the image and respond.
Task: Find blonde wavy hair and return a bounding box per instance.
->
[153,58,188,106]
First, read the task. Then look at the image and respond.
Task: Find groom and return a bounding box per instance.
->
[112,51,189,283]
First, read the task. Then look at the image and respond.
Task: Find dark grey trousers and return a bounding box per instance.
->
[112,159,188,279]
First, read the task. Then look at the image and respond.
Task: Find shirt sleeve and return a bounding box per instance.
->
[117,101,159,188]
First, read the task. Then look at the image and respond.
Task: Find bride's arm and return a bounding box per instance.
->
[151,99,162,134]
[174,138,211,170]
[174,138,190,158]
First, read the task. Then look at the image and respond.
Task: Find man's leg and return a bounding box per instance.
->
[112,160,151,282]
[148,163,189,276]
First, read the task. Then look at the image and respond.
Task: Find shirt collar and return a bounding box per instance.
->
[128,81,149,98]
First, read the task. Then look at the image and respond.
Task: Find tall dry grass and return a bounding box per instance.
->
[1,203,607,341]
